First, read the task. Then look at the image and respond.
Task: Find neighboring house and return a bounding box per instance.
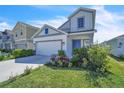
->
[0,29,14,50]
[102,35,124,57]
[33,7,97,57]
[12,22,40,50]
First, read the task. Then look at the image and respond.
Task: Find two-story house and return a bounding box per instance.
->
[33,7,97,57]
[12,22,40,50]
[0,29,14,50]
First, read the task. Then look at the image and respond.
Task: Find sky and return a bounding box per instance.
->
[0,5,124,43]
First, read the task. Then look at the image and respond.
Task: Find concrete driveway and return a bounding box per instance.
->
[0,55,50,82]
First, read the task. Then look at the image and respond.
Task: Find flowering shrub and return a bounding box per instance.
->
[50,54,69,67]
[49,45,110,74]
[49,50,69,67]
[58,56,70,67]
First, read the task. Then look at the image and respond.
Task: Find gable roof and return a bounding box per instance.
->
[68,7,96,19]
[109,34,124,41]
[58,20,70,32]
[102,34,124,44]
[58,7,96,32]
[0,29,12,35]
[31,24,68,39]
[12,21,39,32]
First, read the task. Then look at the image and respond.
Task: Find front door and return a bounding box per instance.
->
[72,40,81,49]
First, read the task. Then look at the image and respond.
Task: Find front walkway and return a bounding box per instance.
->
[0,55,50,82]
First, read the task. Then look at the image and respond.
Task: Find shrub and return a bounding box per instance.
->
[68,62,73,68]
[50,54,57,62]
[87,45,110,74]
[70,55,82,67]
[119,54,124,60]
[8,55,15,59]
[82,58,88,68]
[0,49,34,61]
[73,47,88,59]
[4,55,15,60]
[12,49,34,58]
[58,56,69,67]
[49,54,69,67]
[58,50,66,57]
[58,60,63,67]
[0,48,12,53]
[71,47,89,67]
[0,56,4,61]
[12,49,23,58]
[26,49,34,56]
[49,44,110,74]
[22,49,34,56]
[50,54,58,66]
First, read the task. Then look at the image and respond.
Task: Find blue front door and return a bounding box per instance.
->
[72,40,81,49]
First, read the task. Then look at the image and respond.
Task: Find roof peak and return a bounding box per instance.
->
[17,21,40,29]
[68,7,96,19]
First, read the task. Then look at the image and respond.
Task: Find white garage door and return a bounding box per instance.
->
[36,40,62,56]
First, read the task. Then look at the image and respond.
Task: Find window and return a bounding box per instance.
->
[77,17,84,28]
[21,32,23,35]
[45,28,48,34]
[118,42,122,48]
[16,34,17,37]
[7,36,10,39]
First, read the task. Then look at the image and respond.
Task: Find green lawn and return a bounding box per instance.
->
[0,56,124,88]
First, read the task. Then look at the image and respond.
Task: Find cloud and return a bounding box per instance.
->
[91,5,124,43]
[31,5,77,12]
[28,16,67,28]
[0,22,13,31]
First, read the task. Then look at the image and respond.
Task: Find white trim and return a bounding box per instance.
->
[46,24,68,35]
[68,31,95,36]
[15,39,32,42]
[15,39,27,41]
[31,24,68,39]
[31,27,41,39]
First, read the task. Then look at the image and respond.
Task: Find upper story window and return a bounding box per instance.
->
[77,17,84,28]
[7,36,10,39]
[21,32,23,35]
[45,28,48,34]
[16,34,17,37]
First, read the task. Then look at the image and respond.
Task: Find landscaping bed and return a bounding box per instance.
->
[49,45,110,75]
[0,49,34,61]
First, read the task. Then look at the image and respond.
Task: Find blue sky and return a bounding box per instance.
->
[0,5,124,42]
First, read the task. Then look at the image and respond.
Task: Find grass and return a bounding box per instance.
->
[0,56,124,88]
